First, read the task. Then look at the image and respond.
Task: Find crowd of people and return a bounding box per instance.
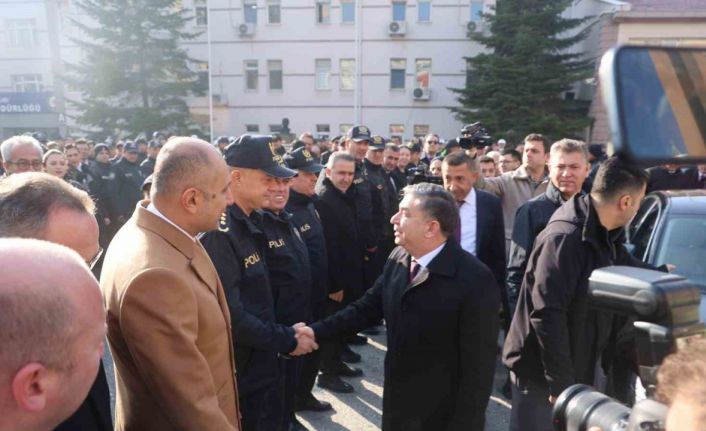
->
[1,125,705,431]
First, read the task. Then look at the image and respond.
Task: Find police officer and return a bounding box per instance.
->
[113,141,144,222]
[200,135,318,431]
[261,159,314,431]
[283,148,334,412]
[86,143,121,247]
[139,140,161,177]
[364,136,395,277]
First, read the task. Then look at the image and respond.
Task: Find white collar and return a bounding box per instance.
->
[461,187,476,205]
[413,241,446,269]
[146,203,195,241]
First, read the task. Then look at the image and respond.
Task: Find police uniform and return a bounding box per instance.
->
[200,135,299,431]
[113,142,144,220]
[139,140,161,177]
[363,136,395,279]
[86,144,122,247]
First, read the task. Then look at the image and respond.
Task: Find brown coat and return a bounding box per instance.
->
[101,202,240,431]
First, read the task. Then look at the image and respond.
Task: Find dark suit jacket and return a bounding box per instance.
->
[473,189,506,290]
[54,361,112,431]
[311,241,500,431]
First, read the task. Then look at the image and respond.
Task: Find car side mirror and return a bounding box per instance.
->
[599,45,706,165]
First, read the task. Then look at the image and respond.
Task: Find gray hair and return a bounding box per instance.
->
[442,151,479,173]
[0,135,43,162]
[402,183,458,237]
[550,139,589,162]
[326,151,355,169]
[0,173,95,238]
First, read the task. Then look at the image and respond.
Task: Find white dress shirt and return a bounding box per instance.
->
[146,202,195,241]
[413,241,446,270]
[458,188,477,255]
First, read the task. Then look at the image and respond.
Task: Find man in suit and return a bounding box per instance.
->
[101,137,241,431]
[301,183,500,430]
[0,173,111,431]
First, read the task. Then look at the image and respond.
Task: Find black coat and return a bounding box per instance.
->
[87,161,121,220]
[113,157,144,217]
[503,194,654,397]
[646,166,699,193]
[54,361,112,431]
[285,190,330,314]
[262,209,312,325]
[364,159,393,241]
[311,241,500,431]
[506,182,566,314]
[139,156,156,177]
[315,177,365,301]
[200,204,296,395]
[472,189,506,293]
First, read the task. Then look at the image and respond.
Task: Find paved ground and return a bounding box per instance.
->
[105,327,512,430]
[297,327,512,431]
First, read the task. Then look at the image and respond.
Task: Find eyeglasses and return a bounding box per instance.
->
[87,247,104,270]
[8,159,43,170]
[427,140,439,144]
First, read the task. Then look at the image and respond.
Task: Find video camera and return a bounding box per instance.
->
[552,266,705,431]
[458,122,492,149]
[407,166,443,186]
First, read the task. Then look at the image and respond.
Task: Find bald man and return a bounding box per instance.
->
[0,238,106,431]
[100,137,241,430]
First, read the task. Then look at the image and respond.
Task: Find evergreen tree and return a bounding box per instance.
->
[450,0,594,142]
[66,0,205,139]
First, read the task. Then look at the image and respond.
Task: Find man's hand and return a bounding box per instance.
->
[290,323,318,356]
[328,290,343,303]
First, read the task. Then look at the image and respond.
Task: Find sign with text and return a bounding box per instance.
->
[0,92,55,114]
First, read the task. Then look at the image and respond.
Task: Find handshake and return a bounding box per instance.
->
[289,323,318,356]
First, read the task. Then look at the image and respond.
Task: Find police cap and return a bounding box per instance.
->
[346,125,372,142]
[370,135,386,150]
[123,141,138,153]
[224,134,297,178]
[284,147,324,173]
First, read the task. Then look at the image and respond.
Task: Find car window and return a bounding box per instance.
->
[628,198,658,241]
[631,205,659,259]
[655,216,706,288]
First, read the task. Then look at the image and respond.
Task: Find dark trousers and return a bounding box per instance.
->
[509,373,553,431]
[240,381,282,431]
[278,356,303,430]
[319,299,343,374]
[296,300,325,400]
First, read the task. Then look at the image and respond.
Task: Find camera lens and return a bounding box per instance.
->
[553,384,631,431]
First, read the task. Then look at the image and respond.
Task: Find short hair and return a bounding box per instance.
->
[424,133,439,142]
[591,156,648,202]
[0,173,95,238]
[43,149,66,164]
[0,135,43,162]
[550,139,589,162]
[524,133,550,153]
[657,339,706,422]
[442,151,479,173]
[152,137,214,197]
[479,156,495,165]
[501,149,521,162]
[64,143,78,152]
[75,138,88,146]
[385,143,400,153]
[299,132,314,141]
[399,146,411,154]
[402,183,458,237]
[326,151,355,169]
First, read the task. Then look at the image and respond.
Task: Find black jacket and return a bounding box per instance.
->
[87,161,121,221]
[285,190,330,313]
[262,209,312,325]
[646,166,699,193]
[364,159,393,241]
[139,156,156,177]
[113,157,144,217]
[200,204,296,395]
[311,242,499,431]
[54,361,112,431]
[315,177,365,301]
[503,194,654,397]
[472,189,506,293]
[506,182,566,314]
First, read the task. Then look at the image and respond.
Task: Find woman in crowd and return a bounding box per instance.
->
[43,149,87,190]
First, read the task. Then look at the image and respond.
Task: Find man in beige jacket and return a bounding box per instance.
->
[101,137,241,430]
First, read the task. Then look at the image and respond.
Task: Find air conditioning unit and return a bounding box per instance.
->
[388,21,406,36]
[466,20,482,37]
[238,23,255,37]
[412,87,431,101]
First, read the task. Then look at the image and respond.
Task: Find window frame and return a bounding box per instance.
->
[315,58,332,91]
[6,19,37,48]
[267,0,281,24]
[417,0,432,22]
[316,0,331,24]
[244,0,258,24]
[268,60,283,91]
[392,1,406,22]
[339,58,355,91]
[11,74,43,93]
[244,60,259,91]
[470,0,483,23]
[390,58,407,90]
[194,0,208,26]
[341,1,355,24]
[415,58,432,89]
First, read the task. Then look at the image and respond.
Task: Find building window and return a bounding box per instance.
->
[317,124,331,133]
[340,124,353,134]
[196,61,208,95]
[268,0,281,24]
[418,0,431,22]
[244,0,257,24]
[11,74,43,92]
[194,0,207,25]
[414,124,430,137]
[246,124,260,132]
[268,60,283,90]
[339,59,355,90]
[415,58,431,89]
[390,124,405,135]
[315,59,331,90]
[6,19,36,48]
[471,0,483,23]
[341,1,355,23]
[316,0,331,23]
[269,124,283,133]
[392,1,406,21]
[245,60,258,90]
[390,59,406,90]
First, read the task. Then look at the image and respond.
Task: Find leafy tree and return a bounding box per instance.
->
[450,0,594,143]
[66,0,205,139]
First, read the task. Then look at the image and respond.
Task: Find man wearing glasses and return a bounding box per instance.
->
[0,135,44,176]
[0,172,112,431]
[421,133,440,167]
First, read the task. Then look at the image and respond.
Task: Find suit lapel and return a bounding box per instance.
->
[475,191,485,255]
[190,242,220,297]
